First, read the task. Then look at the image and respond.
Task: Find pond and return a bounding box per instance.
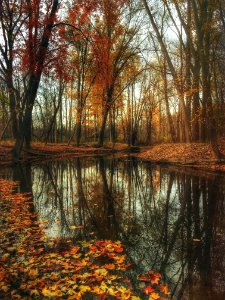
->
[1,156,225,299]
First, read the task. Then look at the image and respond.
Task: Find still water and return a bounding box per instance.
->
[1,156,225,299]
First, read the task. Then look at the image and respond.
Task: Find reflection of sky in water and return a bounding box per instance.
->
[1,157,225,299]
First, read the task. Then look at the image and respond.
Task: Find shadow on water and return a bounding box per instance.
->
[1,156,225,299]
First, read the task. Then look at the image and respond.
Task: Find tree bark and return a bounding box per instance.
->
[163,59,177,142]
[98,85,114,147]
[12,0,59,159]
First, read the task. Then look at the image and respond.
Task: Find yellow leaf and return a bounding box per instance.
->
[42,287,62,297]
[114,255,126,264]
[30,289,39,296]
[79,285,90,293]
[70,225,77,230]
[192,238,201,242]
[73,253,82,259]
[117,286,131,299]
[149,292,160,299]
[94,268,108,276]
[108,286,117,296]
[70,225,84,230]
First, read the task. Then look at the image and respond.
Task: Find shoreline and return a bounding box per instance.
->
[135,142,225,172]
[0,141,225,172]
[0,142,128,166]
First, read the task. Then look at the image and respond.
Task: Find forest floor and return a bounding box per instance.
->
[0,140,225,172]
[136,138,225,172]
[0,141,128,166]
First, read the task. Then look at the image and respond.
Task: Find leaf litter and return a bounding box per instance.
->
[0,179,170,299]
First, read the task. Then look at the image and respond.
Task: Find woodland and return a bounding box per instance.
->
[0,0,225,160]
[1,0,225,299]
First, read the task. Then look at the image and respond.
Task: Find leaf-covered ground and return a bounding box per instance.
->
[0,179,170,299]
[1,140,225,172]
[0,142,128,166]
[138,140,225,171]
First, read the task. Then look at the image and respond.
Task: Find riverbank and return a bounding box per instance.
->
[1,140,225,172]
[136,140,225,172]
[0,141,128,166]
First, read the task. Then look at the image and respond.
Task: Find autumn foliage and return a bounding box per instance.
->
[0,179,170,299]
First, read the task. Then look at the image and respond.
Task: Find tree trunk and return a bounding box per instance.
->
[163,59,177,142]
[7,81,18,139]
[142,0,191,142]
[98,85,114,147]
[12,0,59,159]
[98,105,110,147]
[192,57,200,141]
[76,118,82,146]
[0,116,12,141]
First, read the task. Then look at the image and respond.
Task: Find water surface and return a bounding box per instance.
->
[1,156,225,299]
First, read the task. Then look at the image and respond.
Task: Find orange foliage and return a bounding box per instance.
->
[0,179,171,299]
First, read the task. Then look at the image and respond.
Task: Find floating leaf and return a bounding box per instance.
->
[159,284,170,295]
[69,225,84,230]
[149,292,160,299]
[192,238,201,242]
[144,285,154,295]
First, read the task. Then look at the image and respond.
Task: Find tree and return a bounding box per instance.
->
[65,1,97,146]
[0,1,62,156]
[142,0,191,143]
[0,0,26,138]
[89,0,140,146]
[12,0,60,159]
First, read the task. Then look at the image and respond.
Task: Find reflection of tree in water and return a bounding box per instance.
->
[2,158,224,299]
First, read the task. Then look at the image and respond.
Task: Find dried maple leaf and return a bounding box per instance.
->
[138,271,161,284]
[144,285,154,295]
[149,291,160,299]
[159,284,170,295]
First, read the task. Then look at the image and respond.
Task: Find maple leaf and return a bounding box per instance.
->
[29,268,38,277]
[114,245,124,253]
[138,271,161,284]
[94,268,108,277]
[117,285,131,299]
[79,285,91,293]
[114,254,126,264]
[70,246,80,254]
[144,285,154,295]
[149,292,160,299]
[42,286,63,297]
[159,284,170,295]
[104,263,115,270]
[0,179,170,300]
